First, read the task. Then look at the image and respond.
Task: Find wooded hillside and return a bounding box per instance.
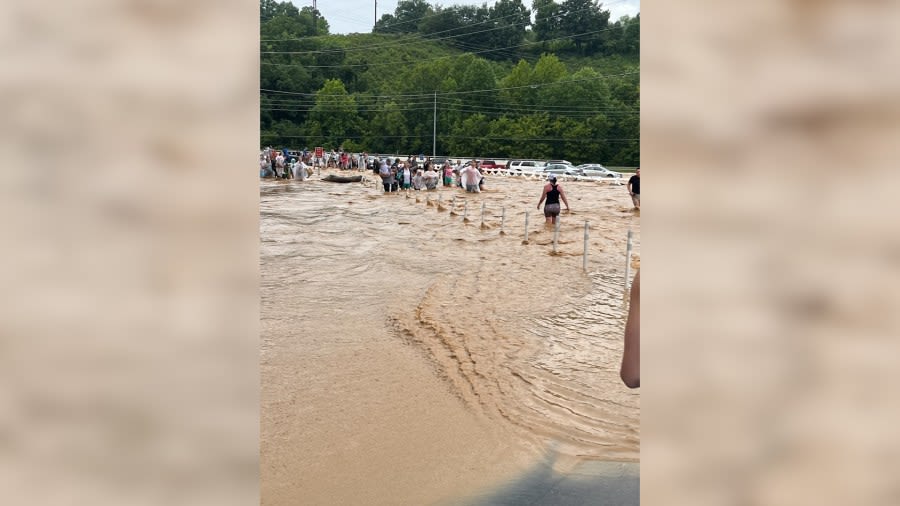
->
[261,0,639,165]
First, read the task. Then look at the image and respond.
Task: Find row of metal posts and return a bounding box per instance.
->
[388,182,634,294]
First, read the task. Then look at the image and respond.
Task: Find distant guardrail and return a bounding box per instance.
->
[479,169,626,185]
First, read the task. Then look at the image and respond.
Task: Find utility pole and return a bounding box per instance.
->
[433,91,437,158]
[313,0,317,33]
[374,0,377,28]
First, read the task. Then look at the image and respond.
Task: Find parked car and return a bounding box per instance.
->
[506,160,547,172]
[573,164,623,179]
[479,160,503,170]
[547,160,574,167]
[542,163,577,176]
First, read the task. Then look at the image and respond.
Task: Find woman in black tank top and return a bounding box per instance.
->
[536,175,571,224]
[546,183,561,206]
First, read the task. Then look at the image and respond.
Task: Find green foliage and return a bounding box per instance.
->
[303,79,360,148]
[260,0,299,22]
[558,0,610,55]
[484,0,531,53]
[374,0,433,33]
[532,0,561,42]
[259,1,640,166]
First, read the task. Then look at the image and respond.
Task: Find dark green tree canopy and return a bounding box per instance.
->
[260,1,639,166]
[375,0,434,33]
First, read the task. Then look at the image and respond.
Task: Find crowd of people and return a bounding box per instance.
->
[373,156,486,194]
[258,147,641,215]
[259,146,494,192]
[259,146,365,179]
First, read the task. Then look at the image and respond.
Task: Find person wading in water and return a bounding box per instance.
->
[536,174,571,225]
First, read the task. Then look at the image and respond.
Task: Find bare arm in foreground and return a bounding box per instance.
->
[620,270,640,388]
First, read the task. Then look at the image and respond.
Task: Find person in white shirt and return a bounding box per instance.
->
[292,159,309,181]
[423,165,439,190]
[462,161,481,193]
[275,153,285,178]
[401,163,412,190]
[260,155,270,178]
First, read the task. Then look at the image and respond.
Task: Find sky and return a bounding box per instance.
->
[293,0,640,35]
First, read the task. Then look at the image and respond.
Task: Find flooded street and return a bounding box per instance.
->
[260,169,640,505]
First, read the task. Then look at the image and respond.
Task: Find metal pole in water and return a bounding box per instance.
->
[464,201,468,220]
[524,212,530,242]
[501,207,506,234]
[553,217,560,253]
[480,202,485,227]
[432,91,437,158]
[583,221,590,271]
[624,229,633,296]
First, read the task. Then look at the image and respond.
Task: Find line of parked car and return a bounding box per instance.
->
[361,154,624,182]
[501,159,624,181]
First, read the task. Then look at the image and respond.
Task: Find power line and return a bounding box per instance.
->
[260,94,637,108]
[262,104,637,116]
[260,100,638,114]
[259,132,639,143]
[262,12,525,51]
[262,21,625,63]
[261,5,546,53]
[260,0,635,43]
[262,27,630,68]
[260,97,638,113]
[260,71,638,100]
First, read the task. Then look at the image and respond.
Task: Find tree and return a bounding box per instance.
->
[452,54,498,108]
[499,59,535,106]
[533,0,562,43]
[447,114,490,156]
[621,13,639,55]
[558,0,610,55]
[483,0,530,57]
[541,66,609,111]
[380,102,410,153]
[304,80,361,148]
[261,10,327,41]
[299,6,329,36]
[532,53,567,83]
[374,0,433,33]
[260,0,299,22]
[259,5,639,164]
[492,113,552,158]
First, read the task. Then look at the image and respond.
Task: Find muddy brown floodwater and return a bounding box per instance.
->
[261,169,640,505]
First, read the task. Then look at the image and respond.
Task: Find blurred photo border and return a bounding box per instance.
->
[3,0,900,505]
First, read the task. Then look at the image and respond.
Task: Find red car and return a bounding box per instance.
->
[479,160,502,170]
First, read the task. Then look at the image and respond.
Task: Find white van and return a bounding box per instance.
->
[506,160,547,173]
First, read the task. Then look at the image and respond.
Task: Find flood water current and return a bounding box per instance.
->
[261,169,640,505]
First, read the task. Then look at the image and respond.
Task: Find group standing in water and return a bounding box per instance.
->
[259,146,369,179]
[375,157,485,194]
[258,148,641,220]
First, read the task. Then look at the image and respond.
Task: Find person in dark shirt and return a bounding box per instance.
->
[536,174,571,225]
[628,168,640,210]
